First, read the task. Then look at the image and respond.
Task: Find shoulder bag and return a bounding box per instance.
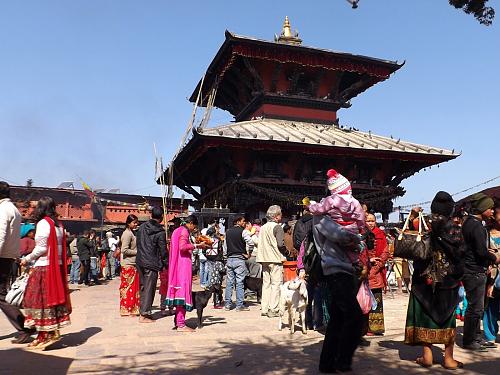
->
[6,271,29,307]
[393,211,431,261]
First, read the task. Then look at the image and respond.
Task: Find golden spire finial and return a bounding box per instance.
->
[275,16,302,45]
[283,16,292,37]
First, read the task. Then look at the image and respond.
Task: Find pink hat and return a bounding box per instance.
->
[326,169,352,195]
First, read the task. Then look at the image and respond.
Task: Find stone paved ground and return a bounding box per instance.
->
[0,279,498,374]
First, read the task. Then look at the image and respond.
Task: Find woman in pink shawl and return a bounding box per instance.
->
[166,215,208,332]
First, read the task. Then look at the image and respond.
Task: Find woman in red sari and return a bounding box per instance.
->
[20,197,71,349]
[119,214,139,316]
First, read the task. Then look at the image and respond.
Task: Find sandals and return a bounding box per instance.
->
[415,357,432,368]
[441,361,464,370]
[139,315,155,323]
[25,331,60,351]
[176,326,195,332]
[36,335,61,350]
[26,339,44,350]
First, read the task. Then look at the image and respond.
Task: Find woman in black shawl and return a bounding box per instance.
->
[404,191,464,370]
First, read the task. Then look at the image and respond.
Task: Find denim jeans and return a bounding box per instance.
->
[199,259,209,287]
[225,257,248,308]
[462,272,487,345]
[104,252,115,279]
[306,282,324,328]
[483,297,500,342]
[89,256,99,282]
[70,257,81,283]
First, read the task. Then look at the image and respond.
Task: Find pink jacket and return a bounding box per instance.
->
[309,194,365,234]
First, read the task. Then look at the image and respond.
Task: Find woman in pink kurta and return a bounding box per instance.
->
[166,215,206,331]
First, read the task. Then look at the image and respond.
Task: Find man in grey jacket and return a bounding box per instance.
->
[0,181,34,343]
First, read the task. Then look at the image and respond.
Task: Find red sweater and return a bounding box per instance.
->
[367,227,389,290]
[19,237,35,256]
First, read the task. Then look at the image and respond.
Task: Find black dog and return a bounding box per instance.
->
[244,276,262,302]
[174,285,219,329]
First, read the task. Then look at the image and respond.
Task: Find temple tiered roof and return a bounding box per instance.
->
[197,119,456,158]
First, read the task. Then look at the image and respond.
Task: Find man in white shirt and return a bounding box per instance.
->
[104,232,118,280]
[0,181,34,343]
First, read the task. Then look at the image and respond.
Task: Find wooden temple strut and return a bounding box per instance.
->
[198,78,218,131]
[165,73,206,205]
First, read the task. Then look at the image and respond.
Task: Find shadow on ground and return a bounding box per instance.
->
[66,335,499,375]
[185,315,227,328]
[0,348,73,375]
[0,332,16,341]
[46,327,102,351]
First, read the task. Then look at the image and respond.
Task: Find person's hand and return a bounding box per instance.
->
[20,258,28,267]
[298,269,306,280]
[198,242,210,250]
[486,284,494,298]
[358,265,368,280]
[495,253,500,265]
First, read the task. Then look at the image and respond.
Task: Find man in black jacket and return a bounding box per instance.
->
[462,193,500,351]
[77,231,93,286]
[136,206,167,323]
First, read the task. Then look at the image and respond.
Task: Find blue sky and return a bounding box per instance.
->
[0,0,498,214]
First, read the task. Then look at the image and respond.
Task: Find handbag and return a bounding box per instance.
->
[393,211,431,261]
[6,271,29,307]
[356,281,375,314]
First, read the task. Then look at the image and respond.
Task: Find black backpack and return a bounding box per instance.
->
[302,232,324,285]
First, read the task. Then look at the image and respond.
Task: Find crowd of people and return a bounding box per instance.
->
[1,172,500,372]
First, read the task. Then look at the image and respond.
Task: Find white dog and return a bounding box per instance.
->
[278,278,308,334]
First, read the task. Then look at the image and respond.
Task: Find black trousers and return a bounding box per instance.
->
[10,261,19,285]
[0,258,27,333]
[462,272,487,345]
[138,266,158,317]
[319,272,363,372]
[79,259,91,284]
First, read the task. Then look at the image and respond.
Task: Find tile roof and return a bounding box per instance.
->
[197,119,457,157]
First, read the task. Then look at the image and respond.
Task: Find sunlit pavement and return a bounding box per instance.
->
[0,278,498,374]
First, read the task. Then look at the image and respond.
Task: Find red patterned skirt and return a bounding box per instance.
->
[120,265,140,316]
[22,266,71,332]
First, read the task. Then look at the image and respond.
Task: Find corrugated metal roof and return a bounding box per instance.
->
[197,119,457,157]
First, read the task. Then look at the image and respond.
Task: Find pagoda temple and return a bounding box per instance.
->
[163,18,458,219]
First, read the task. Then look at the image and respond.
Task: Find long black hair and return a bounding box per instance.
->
[33,196,58,223]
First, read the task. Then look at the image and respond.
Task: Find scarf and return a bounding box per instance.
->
[45,217,69,307]
[372,226,387,258]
